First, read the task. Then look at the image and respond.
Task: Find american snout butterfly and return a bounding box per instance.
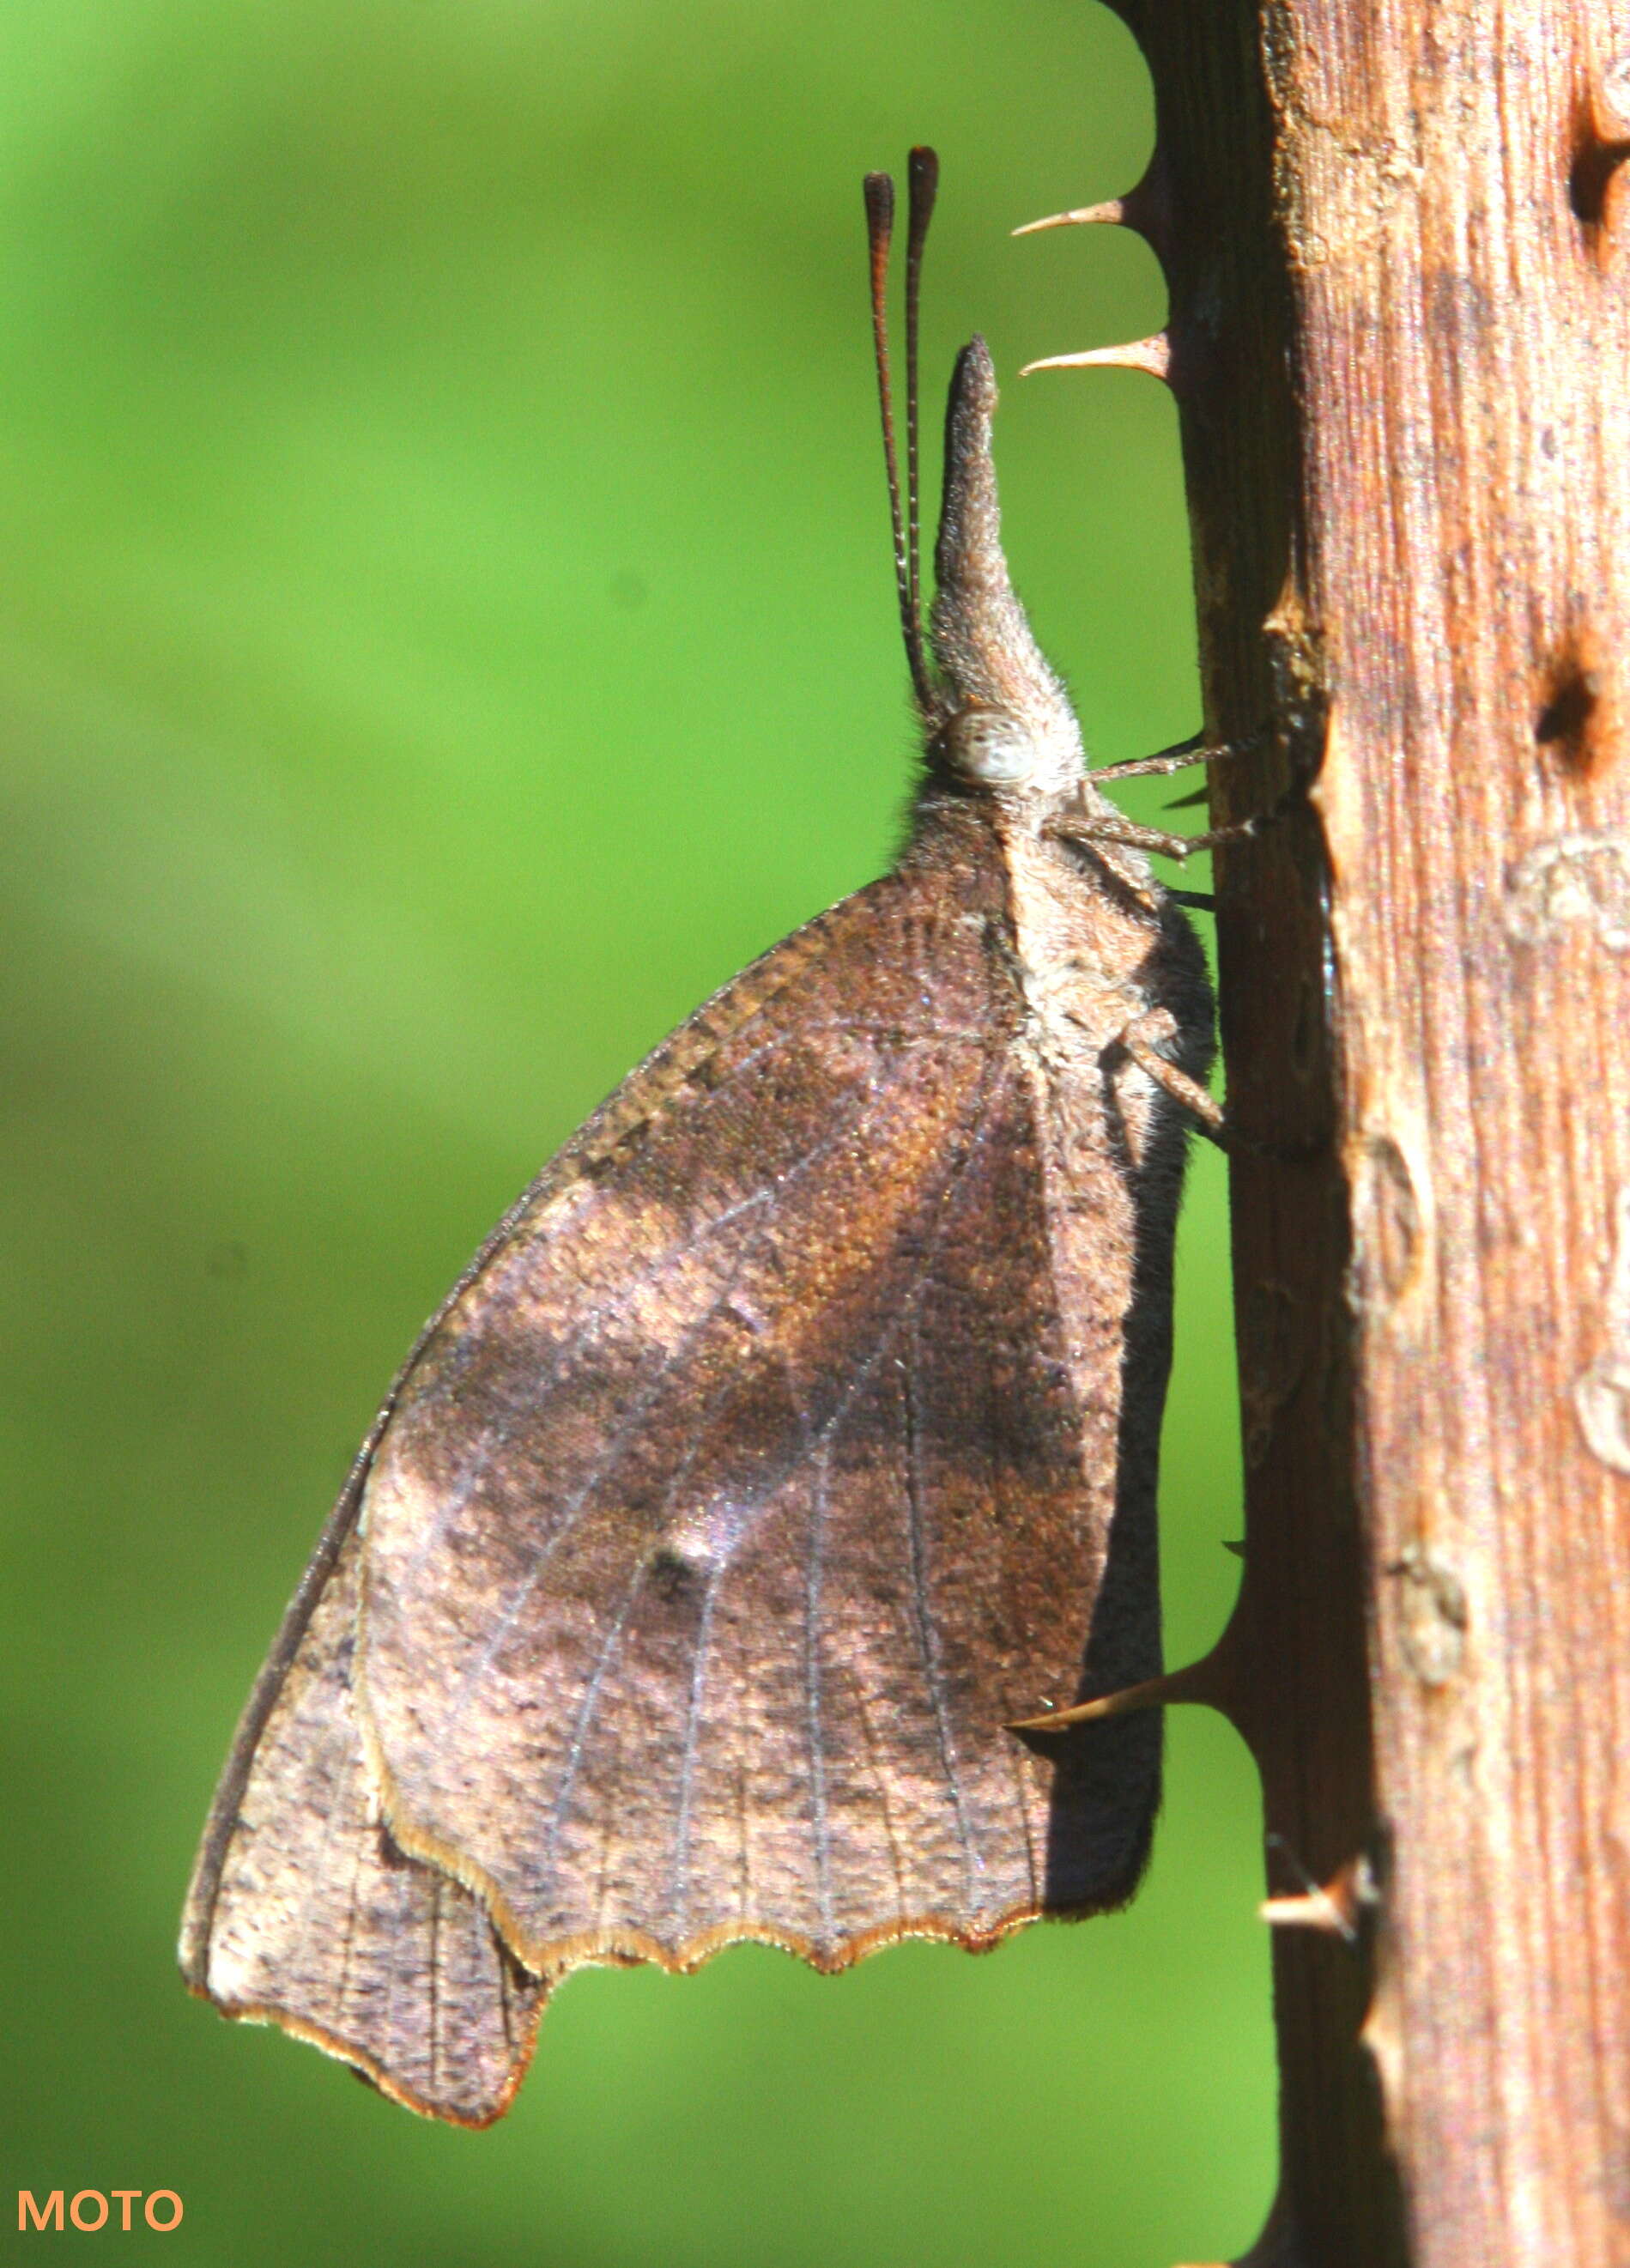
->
[180,148,1217,2126]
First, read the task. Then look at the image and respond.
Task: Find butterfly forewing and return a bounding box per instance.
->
[354,804,1163,1980]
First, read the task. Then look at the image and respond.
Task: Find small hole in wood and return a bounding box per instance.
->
[1569,136,1630,227]
[1536,661,1603,771]
[1569,78,1630,236]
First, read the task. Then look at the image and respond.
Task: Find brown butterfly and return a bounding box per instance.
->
[179,148,1220,2127]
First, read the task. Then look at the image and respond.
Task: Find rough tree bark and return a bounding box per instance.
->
[1065,3,1630,2261]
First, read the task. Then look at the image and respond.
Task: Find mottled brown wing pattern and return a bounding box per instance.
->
[355,810,1163,1978]
[180,1515,545,2127]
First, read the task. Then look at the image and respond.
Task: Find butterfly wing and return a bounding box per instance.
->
[179,1473,546,2125]
[354,805,1166,1980]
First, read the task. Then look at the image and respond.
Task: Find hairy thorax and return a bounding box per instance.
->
[995,809,1211,1167]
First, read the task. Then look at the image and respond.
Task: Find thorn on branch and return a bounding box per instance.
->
[1260,1838,1379,1944]
[1020,330,1173,385]
[1012,149,1175,264]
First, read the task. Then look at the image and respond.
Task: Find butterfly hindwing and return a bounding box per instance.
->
[353,806,1165,1980]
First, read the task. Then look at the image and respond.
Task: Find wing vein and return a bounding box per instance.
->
[279,1713,360,2010]
[541,1576,647,1866]
[418,1053,952,1709]
[333,1828,367,2024]
[846,1661,909,1914]
[978,1223,1044,1904]
[541,1353,745,1867]
[433,1237,758,1727]
[902,1293,979,1909]
[668,1566,724,1933]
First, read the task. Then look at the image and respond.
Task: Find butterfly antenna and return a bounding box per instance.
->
[863,169,935,714]
[905,146,938,646]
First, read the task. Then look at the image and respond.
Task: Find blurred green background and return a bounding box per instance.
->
[0,2,1272,2261]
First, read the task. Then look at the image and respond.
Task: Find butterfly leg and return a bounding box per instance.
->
[1116,1006,1228,1149]
[1120,1010,1319,1167]
[1054,810,1263,864]
[1085,724,1267,788]
[1058,726,1286,864]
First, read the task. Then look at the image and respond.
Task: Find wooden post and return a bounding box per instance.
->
[1068,3,1630,2260]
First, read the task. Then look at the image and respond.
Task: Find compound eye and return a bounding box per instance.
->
[940,708,1038,786]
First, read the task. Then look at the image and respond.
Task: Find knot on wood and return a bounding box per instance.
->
[1574,1187,1630,1473]
[1506,832,1630,953]
[1347,1133,1422,1317]
[1387,1543,1468,1687]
